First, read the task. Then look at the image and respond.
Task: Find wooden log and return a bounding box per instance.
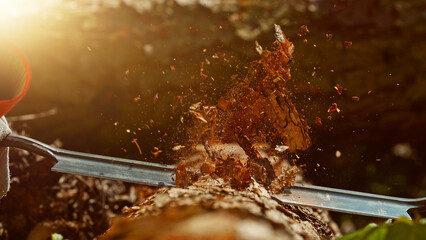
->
[100,177,340,240]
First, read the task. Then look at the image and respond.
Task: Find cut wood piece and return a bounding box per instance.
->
[100,177,340,240]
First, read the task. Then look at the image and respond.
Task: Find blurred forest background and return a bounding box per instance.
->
[1,0,425,231]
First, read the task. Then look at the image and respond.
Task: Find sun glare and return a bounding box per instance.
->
[0,0,47,35]
[0,0,24,32]
[0,0,25,17]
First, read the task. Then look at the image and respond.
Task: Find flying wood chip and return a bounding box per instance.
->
[254,41,263,55]
[334,83,343,95]
[327,103,340,113]
[315,116,322,126]
[344,41,353,48]
[274,24,285,43]
[298,25,310,37]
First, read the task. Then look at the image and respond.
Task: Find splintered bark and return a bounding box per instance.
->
[187,25,312,187]
[219,24,311,153]
[100,26,335,240]
[100,178,340,240]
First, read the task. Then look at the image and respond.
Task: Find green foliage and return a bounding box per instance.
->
[51,233,63,240]
[338,218,426,240]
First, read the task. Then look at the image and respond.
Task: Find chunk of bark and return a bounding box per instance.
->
[193,26,311,188]
[218,26,311,153]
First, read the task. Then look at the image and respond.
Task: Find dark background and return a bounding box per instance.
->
[3,0,425,232]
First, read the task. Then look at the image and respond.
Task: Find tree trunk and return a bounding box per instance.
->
[100,177,340,240]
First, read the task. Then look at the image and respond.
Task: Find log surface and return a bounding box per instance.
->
[101,177,340,240]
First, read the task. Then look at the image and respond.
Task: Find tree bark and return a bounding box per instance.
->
[100,177,340,240]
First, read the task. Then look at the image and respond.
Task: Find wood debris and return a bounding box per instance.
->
[344,41,352,48]
[298,25,310,37]
[334,83,343,95]
[327,103,340,113]
[315,116,322,126]
[182,25,312,190]
[101,24,340,240]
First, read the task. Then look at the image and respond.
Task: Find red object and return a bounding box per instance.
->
[0,41,31,116]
